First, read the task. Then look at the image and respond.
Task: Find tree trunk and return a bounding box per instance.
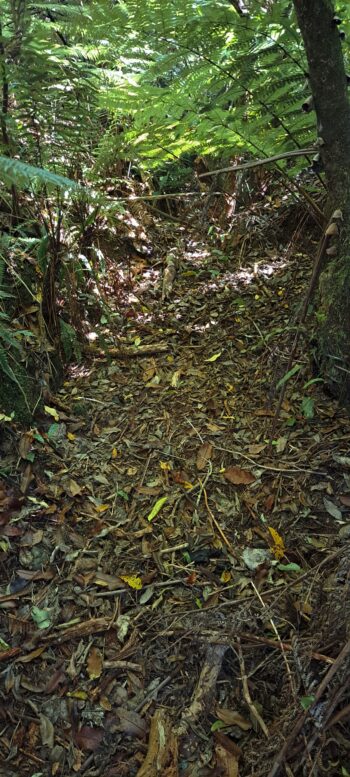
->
[293,0,350,401]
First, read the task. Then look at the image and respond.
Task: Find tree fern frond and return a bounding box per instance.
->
[0,156,81,191]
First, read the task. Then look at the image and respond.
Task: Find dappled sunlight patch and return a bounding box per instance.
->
[182,240,211,268]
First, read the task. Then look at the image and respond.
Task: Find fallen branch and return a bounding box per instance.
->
[162,252,179,301]
[198,147,315,177]
[136,708,178,777]
[176,643,227,739]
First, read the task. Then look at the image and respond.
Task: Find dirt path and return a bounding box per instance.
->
[1,220,350,777]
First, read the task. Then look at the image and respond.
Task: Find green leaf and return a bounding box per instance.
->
[276,364,302,390]
[147,496,168,522]
[301,396,314,419]
[0,156,81,193]
[211,720,225,732]
[303,378,323,389]
[117,489,129,501]
[48,423,61,440]
[300,695,315,710]
[31,606,52,630]
[277,562,301,573]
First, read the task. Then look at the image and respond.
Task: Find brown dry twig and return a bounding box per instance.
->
[236,636,269,738]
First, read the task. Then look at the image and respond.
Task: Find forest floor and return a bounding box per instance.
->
[1,191,350,777]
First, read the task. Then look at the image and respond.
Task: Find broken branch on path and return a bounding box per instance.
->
[136,708,178,777]
[176,643,228,740]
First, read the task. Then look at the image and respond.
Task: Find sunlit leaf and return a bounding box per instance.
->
[45,406,60,422]
[120,574,143,590]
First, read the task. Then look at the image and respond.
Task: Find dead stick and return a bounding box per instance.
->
[237,637,269,737]
[198,148,315,177]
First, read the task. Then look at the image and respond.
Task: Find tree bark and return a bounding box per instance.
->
[293,0,350,401]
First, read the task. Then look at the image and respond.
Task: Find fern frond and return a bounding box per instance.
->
[0,156,81,191]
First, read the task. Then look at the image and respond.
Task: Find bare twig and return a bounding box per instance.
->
[251,581,296,698]
[198,148,315,177]
[236,637,269,737]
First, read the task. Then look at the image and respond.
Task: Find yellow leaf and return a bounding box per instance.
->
[143,366,156,382]
[160,461,172,470]
[44,405,59,421]
[268,526,285,560]
[67,690,88,700]
[134,336,141,346]
[147,496,168,522]
[205,352,222,363]
[220,570,231,583]
[100,695,112,711]
[67,432,75,441]
[96,504,109,513]
[111,447,118,459]
[207,422,222,432]
[67,479,82,496]
[171,370,182,387]
[120,574,142,590]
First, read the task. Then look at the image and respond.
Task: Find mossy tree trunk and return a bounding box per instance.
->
[293,0,350,400]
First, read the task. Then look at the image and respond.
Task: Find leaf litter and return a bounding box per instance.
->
[1,195,350,777]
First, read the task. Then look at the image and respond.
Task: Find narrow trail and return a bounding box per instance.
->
[2,216,350,776]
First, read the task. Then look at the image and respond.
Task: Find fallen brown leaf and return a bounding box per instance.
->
[87,646,103,679]
[73,725,104,751]
[224,466,255,485]
[115,707,147,738]
[196,442,213,470]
